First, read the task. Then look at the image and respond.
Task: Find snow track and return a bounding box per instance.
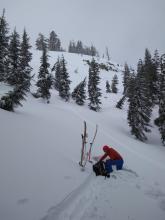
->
[41,166,165,220]
[41,169,140,220]
[41,172,95,220]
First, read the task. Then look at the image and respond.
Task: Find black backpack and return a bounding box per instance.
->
[93,161,110,178]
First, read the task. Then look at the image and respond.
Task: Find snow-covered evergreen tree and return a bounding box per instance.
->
[127,59,152,141]
[152,49,161,104]
[76,41,83,54]
[126,70,136,99]
[36,33,48,50]
[19,29,32,91]
[56,38,61,51]
[58,56,71,101]
[48,31,61,51]
[7,28,32,89]
[0,9,9,82]
[7,28,21,85]
[90,45,97,57]
[72,78,86,105]
[0,28,33,111]
[0,86,26,111]
[106,80,111,93]
[48,31,57,51]
[68,41,76,53]
[116,95,126,109]
[153,49,161,75]
[111,74,118,93]
[88,58,102,111]
[155,54,165,145]
[52,57,61,91]
[123,63,130,95]
[36,47,53,103]
[143,48,158,105]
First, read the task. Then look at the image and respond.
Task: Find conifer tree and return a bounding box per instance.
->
[68,41,76,53]
[127,59,152,141]
[88,58,102,111]
[7,28,21,85]
[76,41,83,54]
[90,44,97,56]
[36,47,53,102]
[0,86,26,111]
[36,33,48,50]
[84,47,90,56]
[58,56,71,101]
[143,48,158,105]
[153,49,161,74]
[126,70,136,99]
[48,31,61,51]
[111,74,118,93]
[19,29,32,91]
[106,80,111,93]
[52,57,61,91]
[0,9,9,82]
[123,63,130,95]
[56,38,61,51]
[0,28,31,111]
[155,54,165,145]
[152,49,161,103]
[72,78,86,105]
[116,95,126,109]
[48,31,57,51]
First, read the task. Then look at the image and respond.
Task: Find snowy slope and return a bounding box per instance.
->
[0,51,165,220]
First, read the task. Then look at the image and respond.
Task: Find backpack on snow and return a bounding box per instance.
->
[93,161,110,178]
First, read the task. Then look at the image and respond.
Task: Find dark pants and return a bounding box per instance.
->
[105,159,124,173]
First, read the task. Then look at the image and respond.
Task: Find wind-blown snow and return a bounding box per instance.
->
[0,51,165,220]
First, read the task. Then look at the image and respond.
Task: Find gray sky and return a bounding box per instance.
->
[0,0,165,67]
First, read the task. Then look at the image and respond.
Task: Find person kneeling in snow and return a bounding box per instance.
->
[99,145,124,173]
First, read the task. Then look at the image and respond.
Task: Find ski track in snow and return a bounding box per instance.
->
[41,167,165,220]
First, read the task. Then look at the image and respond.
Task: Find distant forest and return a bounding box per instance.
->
[35,31,98,57]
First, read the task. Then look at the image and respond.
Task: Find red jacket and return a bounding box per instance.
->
[100,146,123,161]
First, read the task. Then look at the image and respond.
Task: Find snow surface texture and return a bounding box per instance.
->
[0,51,165,220]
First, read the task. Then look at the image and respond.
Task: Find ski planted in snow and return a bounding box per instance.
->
[79,121,88,167]
[88,124,98,163]
[79,122,98,168]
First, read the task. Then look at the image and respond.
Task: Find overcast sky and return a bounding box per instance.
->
[1,0,165,67]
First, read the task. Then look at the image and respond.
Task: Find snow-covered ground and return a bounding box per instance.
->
[0,51,165,220]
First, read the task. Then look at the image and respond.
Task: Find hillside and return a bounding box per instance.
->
[0,50,165,220]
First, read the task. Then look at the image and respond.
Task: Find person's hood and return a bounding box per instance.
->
[103,145,109,152]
